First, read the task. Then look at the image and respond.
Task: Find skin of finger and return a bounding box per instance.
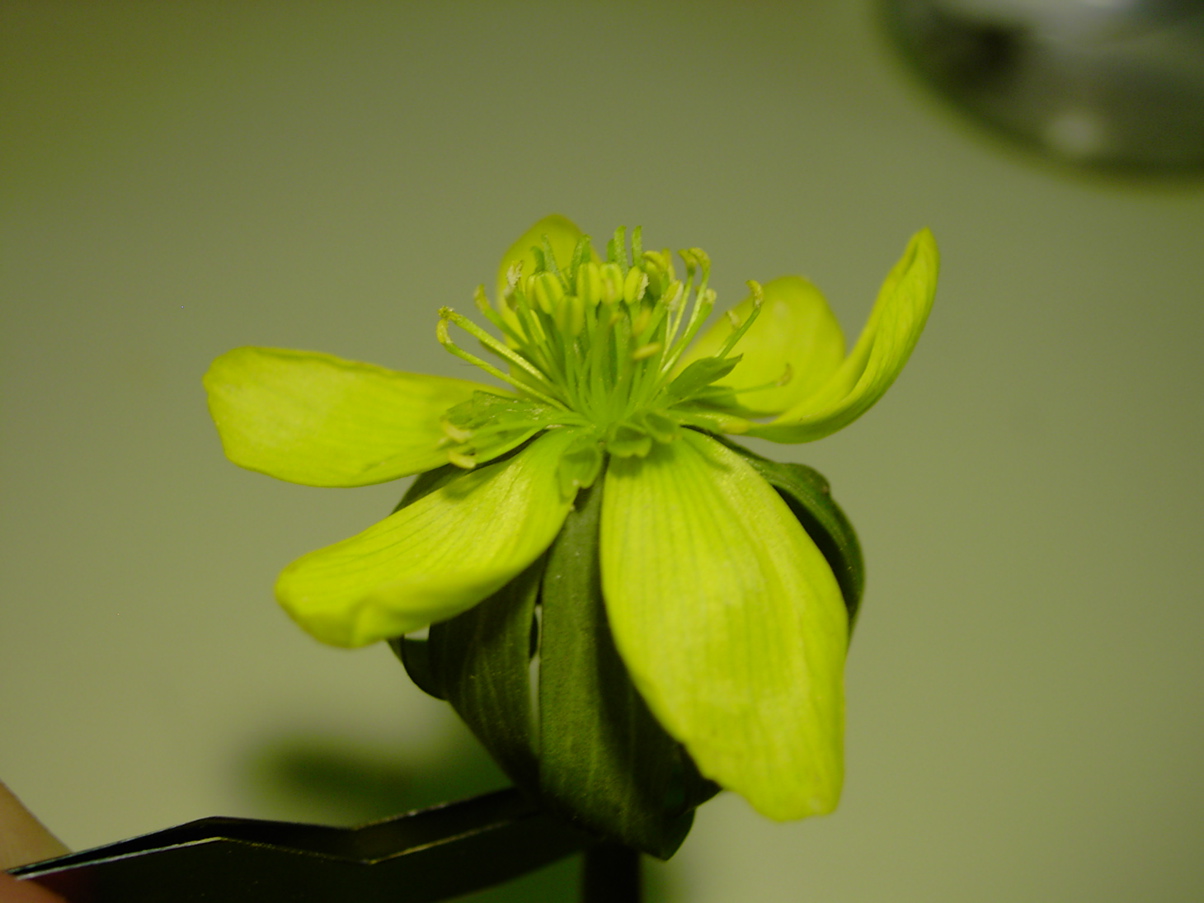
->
[0,871,68,903]
[0,784,69,871]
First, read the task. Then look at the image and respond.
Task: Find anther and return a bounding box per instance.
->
[632,342,662,361]
[576,262,603,307]
[631,307,651,336]
[599,263,625,302]
[623,268,648,306]
[530,272,565,314]
[441,421,473,444]
[505,263,523,297]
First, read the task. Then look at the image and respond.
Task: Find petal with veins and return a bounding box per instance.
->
[205,347,495,486]
[601,429,847,819]
[276,429,580,646]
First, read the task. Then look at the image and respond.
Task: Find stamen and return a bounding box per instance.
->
[436,313,565,408]
[473,285,506,331]
[577,262,603,307]
[441,308,549,388]
[606,226,628,273]
[714,280,763,360]
[623,267,648,306]
[632,342,661,361]
[569,235,593,277]
[437,224,748,443]
[441,421,473,444]
[538,236,566,281]
[447,450,477,469]
[662,288,714,375]
[504,263,523,302]
[631,306,652,336]
[659,248,714,375]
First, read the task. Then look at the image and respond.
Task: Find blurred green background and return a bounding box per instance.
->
[3,2,1202,901]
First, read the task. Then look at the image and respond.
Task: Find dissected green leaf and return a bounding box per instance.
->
[539,482,711,858]
[718,438,864,628]
[392,637,446,701]
[427,559,543,789]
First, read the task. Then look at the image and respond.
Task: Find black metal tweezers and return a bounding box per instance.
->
[8,787,595,902]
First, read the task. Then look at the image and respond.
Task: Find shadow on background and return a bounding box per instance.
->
[235,730,678,902]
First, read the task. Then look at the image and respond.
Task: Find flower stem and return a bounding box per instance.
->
[581,844,641,903]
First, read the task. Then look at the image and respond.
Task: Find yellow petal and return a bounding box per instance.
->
[276,429,580,646]
[678,276,846,416]
[205,347,493,486]
[748,229,939,443]
[601,430,848,819]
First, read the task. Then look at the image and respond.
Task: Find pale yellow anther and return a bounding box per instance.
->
[558,293,585,337]
[623,267,648,306]
[436,315,453,344]
[631,307,652,336]
[441,420,473,444]
[505,263,523,297]
[664,281,684,311]
[447,450,477,469]
[632,342,662,361]
[576,262,603,306]
[726,309,741,328]
[599,263,625,303]
[531,272,565,314]
[473,285,494,317]
[641,250,673,282]
[747,279,764,308]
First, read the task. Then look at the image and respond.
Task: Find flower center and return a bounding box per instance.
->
[436,226,764,480]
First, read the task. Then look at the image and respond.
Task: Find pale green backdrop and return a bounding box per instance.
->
[3,2,1202,901]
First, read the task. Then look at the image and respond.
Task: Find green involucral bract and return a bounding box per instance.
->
[204,215,939,826]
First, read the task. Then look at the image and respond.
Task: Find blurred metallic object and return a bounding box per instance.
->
[884,0,1204,172]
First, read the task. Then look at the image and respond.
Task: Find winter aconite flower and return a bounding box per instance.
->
[204,215,938,825]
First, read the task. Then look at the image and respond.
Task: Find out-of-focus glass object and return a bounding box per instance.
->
[883,0,1204,173]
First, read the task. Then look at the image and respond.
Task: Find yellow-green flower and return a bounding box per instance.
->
[204,215,938,823]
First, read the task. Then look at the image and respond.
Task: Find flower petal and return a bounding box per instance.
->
[677,276,846,416]
[746,228,939,442]
[495,214,588,301]
[600,430,848,820]
[276,429,581,647]
[204,347,494,486]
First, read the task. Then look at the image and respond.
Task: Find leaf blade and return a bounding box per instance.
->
[539,481,705,858]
